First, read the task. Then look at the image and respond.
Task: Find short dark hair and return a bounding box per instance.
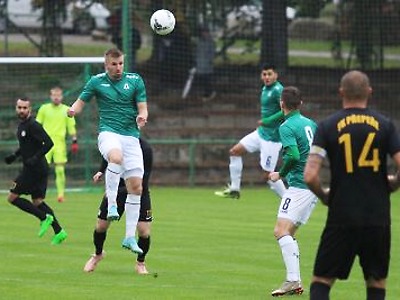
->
[281,86,302,110]
[261,63,277,72]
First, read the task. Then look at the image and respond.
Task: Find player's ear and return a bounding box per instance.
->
[339,87,344,98]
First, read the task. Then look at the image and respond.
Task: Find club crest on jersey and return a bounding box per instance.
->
[21,130,26,137]
[124,83,130,90]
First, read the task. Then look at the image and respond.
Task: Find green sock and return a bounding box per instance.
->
[55,165,66,197]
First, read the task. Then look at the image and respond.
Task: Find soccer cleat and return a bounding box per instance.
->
[271,281,304,297]
[83,252,105,272]
[57,196,64,203]
[135,262,149,275]
[107,205,119,221]
[122,237,143,254]
[38,214,54,237]
[51,229,68,245]
[214,186,240,199]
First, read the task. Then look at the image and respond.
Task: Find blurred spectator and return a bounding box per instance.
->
[108,7,142,71]
[157,23,193,90]
[195,26,216,101]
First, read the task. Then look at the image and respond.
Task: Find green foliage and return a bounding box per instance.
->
[0,187,400,299]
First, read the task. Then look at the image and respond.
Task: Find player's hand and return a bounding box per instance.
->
[136,115,147,128]
[25,155,38,166]
[67,108,75,118]
[93,172,103,183]
[71,140,79,154]
[269,172,280,182]
[4,153,17,164]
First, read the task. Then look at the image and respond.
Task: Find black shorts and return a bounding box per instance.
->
[10,166,48,199]
[313,225,390,281]
[97,187,152,222]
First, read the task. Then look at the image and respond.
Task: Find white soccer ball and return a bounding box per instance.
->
[150,9,176,35]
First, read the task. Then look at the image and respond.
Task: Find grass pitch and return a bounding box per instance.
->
[0,187,399,300]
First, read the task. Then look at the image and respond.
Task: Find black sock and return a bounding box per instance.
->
[37,202,62,234]
[94,230,107,255]
[11,197,46,220]
[367,287,385,300]
[137,236,151,262]
[310,282,330,300]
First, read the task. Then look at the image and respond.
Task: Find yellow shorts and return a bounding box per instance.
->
[45,141,67,164]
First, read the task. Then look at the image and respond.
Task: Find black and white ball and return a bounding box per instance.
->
[150,9,176,35]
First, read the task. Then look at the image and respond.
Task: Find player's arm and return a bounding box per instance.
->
[4,148,21,164]
[25,123,54,165]
[304,146,329,205]
[36,105,44,124]
[279,145,300,177]
[136,102,148,128]
[259,110,284,127]
[388,152,400,192]
[67,99,85,117]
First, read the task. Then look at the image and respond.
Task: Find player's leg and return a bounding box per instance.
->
[271,188,317,296]
[361,226,390,300]
[260,140,286,198]
[84,189,126,272]
[121,136,144,254]
[136,221,151,274]
[136,179,152,274]
[52,141,68,202]
[310,226,357,300]
[98,132,123,221]
[215,130,259,199]
[7,173,52,236]
[135,138,153,274]
[32,179,67,244]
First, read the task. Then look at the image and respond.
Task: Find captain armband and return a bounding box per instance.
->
[309,145,327,158]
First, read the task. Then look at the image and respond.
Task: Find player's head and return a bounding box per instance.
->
[15,97,31,120]
[281,86,302,112]
[50,86,63,105]
[339,70,372,105]
[260,63,278,86]
[104,47,124,80]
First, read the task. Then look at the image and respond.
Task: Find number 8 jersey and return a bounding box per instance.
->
[311,107,400,226]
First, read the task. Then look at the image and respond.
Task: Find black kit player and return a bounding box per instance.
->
[4,97,67,245]
[84,138,153,274]
[304,70,400,300]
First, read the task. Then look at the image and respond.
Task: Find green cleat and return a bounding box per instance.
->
[38,214,54,237]
[51,229,68,245]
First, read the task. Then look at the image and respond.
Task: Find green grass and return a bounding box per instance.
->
[0,187,400,299]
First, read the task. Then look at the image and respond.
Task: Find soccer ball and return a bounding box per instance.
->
[150,9,176,35]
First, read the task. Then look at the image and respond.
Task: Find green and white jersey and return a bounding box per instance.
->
[279,111,317,189]
[257,81,283,142]
[79,72,147,137]
[36,103,76,143]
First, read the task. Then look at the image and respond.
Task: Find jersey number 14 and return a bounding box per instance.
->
[339,132,380,173]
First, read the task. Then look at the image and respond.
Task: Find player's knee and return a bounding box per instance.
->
[96,219,110,232]
[7,193,17,203]
[137,222,151,237]
[229,144,245,156]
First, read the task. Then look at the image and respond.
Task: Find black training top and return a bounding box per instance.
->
[313,107,400,226]
[16,116,53,169]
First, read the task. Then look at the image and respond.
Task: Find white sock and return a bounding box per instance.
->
[105,163,122,210]
[229,156,242,191]
[268,179,286,198]
[125,194,141,238]
[278,235,300,282]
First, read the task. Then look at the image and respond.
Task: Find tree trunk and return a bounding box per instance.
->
[260,0,288,74]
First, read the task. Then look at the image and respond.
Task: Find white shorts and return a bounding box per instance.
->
[98,131,144,179]
[277,187,317,226]
[239,130,282,172]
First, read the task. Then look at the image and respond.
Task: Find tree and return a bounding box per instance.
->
[261,0,288,72]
